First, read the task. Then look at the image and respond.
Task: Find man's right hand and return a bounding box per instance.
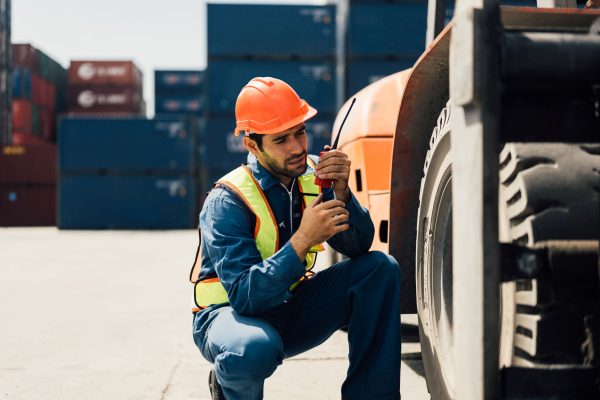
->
[290,193,350,260]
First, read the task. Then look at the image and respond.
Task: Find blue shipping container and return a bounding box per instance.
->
[346,60,413,96]
[347,3,427,59]
[207,4,336,58]
[199,116,248,170]
[207,60,336,114]
[58,174,196,229]
[12,68,32,99]
[306,115,334,155]
[58,117,196,173]
[155,70,205,94]
[155,95,206,115]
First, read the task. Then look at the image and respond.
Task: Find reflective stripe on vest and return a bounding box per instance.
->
[192,158,324,311]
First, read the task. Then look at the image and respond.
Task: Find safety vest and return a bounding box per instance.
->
[190,159,325,312]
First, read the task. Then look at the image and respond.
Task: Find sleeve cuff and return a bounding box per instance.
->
[272,241,307,284]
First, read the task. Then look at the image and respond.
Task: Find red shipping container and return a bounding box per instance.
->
[44,82,56,110]
[67,86,143,114]
[39,110,56,141]
[68,60,143,87]
[0,143,57,184]
[12,43,39,72]
[12,100,33,132]
[31,75,43,105]
[11,132,47,146]
[0,185,56,226]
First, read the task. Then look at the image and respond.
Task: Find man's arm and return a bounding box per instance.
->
[201,187,307,315]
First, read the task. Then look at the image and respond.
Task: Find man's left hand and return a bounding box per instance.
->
[315,148,351,203]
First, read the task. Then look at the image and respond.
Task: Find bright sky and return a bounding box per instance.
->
[13,0,332,117]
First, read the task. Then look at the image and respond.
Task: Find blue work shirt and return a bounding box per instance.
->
[198,153,375,316]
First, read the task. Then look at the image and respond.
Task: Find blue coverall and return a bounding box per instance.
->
[193,154,402,400]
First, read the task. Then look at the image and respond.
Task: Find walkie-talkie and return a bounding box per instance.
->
[314,98,357,188]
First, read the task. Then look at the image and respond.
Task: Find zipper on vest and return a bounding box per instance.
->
[280,179,296,237]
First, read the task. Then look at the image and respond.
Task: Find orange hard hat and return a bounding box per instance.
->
[234,77,317,136]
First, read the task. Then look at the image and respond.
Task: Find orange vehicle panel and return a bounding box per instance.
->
[367,190,390,254]
[334,70,410,149]
[341,137,393,207]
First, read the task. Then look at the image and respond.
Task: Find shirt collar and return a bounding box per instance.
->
[246,153,315,191]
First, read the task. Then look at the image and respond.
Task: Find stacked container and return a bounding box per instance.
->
[57,116,197,229]
[12,44,67,144]
[154,70,206,116]
[0,143,57,225]
[205,3,337,198]
[67,60,144,115]
[345,0,427,96]
[0,0,10,146]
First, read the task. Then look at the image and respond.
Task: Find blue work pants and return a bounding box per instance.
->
[192,251,402,400]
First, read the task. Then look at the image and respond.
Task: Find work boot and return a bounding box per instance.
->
[208,369,226,400]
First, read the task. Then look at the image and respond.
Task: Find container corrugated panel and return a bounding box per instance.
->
[12,100,32,132]
[155,95,206,115]
[0,144,57,184]
[155,70,205,94]
[0,185,56,226]
[199,116,247,170]
[11,132,48,146]
[207,4,336,58]
[12,44,39,72]
[306,115,334,155]
[67,86,143,114]
[346,60,413,96]
[347,3,427,59]
[207,60,336,114]
[12,68,32,99]
[58,117,196,173]
[68,61,143,87]
[58,174,196,229]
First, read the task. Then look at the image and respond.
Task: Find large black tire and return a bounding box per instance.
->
[415,105,600,399]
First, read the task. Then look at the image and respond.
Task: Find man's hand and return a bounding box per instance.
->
[290,193,349,260]
[315,147,351,202]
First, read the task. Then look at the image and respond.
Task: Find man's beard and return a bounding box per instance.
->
[261,151,307,179]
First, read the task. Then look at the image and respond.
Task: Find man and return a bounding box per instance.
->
[191,77,401,400]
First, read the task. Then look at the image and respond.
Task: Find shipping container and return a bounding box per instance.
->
[58,174,196,229]
[12,68,32,99]
[68,60,143,87]
[207,4,336,59]
[12,43,38,72]
[199,116,247,170]
[0,185,56,226]
[346,60,413,96]
[1,4,11,146]
[12,100,32,132]
[347,3,427,59]
[155,95,206,115]
[0,143,57,184]
[207,60,336,114]
[11,132,47,146]
[67,86,143,114]
[155,70,205,94]
[58,116,196,173]
[306,114,334,155]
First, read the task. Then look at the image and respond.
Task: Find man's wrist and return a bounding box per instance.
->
[290,232,312,261]
[334,187,351,203]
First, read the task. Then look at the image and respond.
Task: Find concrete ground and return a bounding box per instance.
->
[0,228,429,399]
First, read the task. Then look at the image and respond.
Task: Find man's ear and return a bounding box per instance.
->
[243,136,259,156]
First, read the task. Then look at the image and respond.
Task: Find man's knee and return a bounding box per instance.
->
[218,333,284,382]
[362,251,401,281]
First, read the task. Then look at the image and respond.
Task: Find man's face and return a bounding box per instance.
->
[249,123,308,181]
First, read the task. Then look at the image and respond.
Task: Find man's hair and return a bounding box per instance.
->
[247,133,264,151]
